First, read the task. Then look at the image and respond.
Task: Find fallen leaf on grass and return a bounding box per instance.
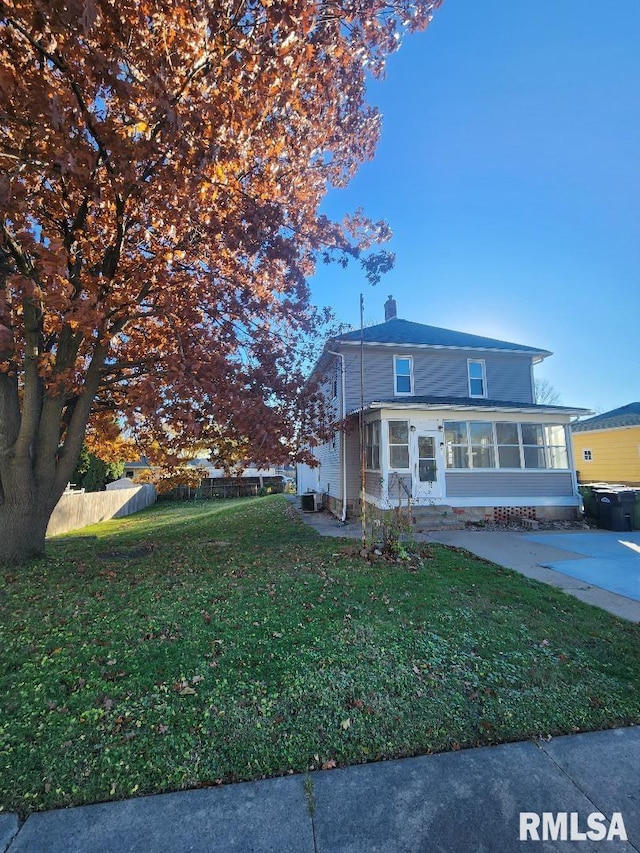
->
[321,759,336,770]
[179,686,197,696]
[341,718,351,730]
[157,724,169,734]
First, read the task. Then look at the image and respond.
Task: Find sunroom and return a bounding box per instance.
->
[362,401,585,519]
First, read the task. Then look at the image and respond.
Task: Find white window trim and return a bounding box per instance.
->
[444,420,570,471]
[365,420,381,472]
[393,355,414,397]
[388,419,411,471]
[467,358,487,398]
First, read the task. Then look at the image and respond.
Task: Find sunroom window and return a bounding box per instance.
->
[444,420,569,470]
[388,420,410,469]
[469,422,495,468]
[545,425,569,468]
[444,421,469,469]
[365,421,381,470]
[495,422,522,468]
[521,423,546,469]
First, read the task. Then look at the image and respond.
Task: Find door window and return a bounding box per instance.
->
[418,435,437,482]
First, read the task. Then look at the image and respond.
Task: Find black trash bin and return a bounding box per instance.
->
[595,490,635,532]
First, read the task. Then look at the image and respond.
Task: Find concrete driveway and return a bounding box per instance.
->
[288,498,640,622]
[423,529,640,623]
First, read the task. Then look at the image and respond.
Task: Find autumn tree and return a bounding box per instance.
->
[0,0,442,564]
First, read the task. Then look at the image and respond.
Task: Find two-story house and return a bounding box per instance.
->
[297,297,590,524]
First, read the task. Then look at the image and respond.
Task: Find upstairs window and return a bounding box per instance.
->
[394,356,413,396]
[583,449,593,461]
[468,359,486,398]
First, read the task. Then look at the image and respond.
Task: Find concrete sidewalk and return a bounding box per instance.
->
[3,726,640,852]
[287,498,362,539]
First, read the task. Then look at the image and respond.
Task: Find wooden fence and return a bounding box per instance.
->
[163,476,285,501]
[47,483,157,537]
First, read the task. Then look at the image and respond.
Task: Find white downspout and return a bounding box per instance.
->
[566,421,581,508]
[327,350,347,522]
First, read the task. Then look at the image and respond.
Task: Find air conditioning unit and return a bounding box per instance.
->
[301,492,323,512]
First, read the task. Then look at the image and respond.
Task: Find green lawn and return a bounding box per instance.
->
[2,495,640,816]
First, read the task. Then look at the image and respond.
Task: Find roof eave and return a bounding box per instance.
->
[573,421,640,433]
[335,340,552,359]
[355,402,592,416]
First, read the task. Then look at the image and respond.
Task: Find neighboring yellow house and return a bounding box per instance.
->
[572,403,640,485]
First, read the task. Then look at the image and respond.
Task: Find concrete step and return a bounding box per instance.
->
[413,519,466,532]
[411,504,455,515]
[411,506,466,532]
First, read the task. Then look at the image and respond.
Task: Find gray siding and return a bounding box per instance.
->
[445,472,574,497]
[388,472,413,504]
[346,430,362,502]
[313,438,342,500]
[364,471,382,499]
[341,347,534,412]
[317,363,341,421]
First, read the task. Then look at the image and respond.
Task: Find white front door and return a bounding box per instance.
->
[413,431,443,501]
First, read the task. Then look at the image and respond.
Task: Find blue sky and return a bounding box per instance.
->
[309,1,640,414]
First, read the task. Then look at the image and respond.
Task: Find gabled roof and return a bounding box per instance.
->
[334,317,551,358]
[355,395,589,417]
[572,402,640,433]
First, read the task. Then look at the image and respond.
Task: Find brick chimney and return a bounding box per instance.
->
[384,295,397,321]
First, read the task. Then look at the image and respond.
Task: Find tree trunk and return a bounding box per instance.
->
[0,495,52,564]
[0,342,106,566]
